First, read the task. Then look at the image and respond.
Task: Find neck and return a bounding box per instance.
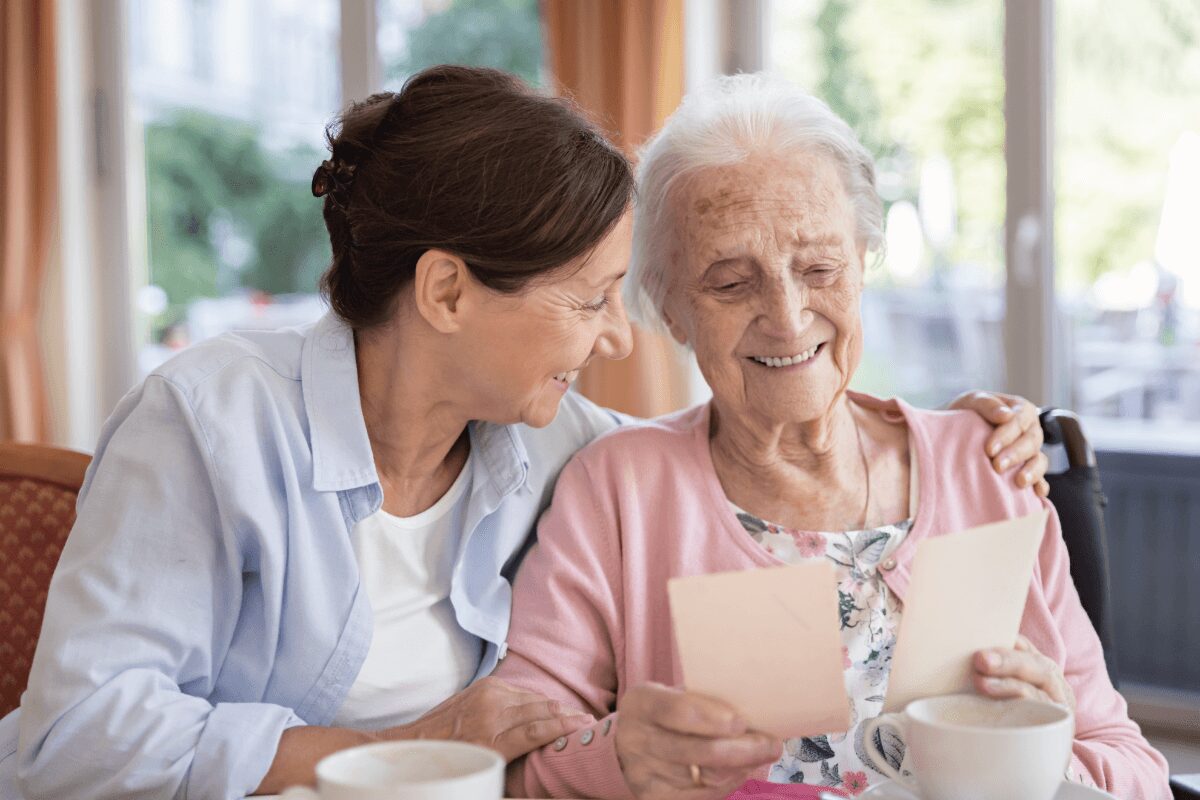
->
[710,395,869,530]
[355,319,471,489]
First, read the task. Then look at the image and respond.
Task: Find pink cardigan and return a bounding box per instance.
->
[498,395,1170,799]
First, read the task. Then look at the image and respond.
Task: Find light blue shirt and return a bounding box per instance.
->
[0,312,622,800]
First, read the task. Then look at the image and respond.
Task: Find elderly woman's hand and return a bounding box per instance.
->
[616,683,779,799]
[972,635,1076,713]
[949,391,1051,498]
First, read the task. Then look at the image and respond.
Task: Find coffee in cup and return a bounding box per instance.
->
[860,693,1074,800]
[280,740,504,800]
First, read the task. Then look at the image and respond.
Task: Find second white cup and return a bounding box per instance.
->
[860,693,1074,800]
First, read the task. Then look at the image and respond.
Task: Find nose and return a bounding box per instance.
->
[758,277,813,340]
[594,293,635,361]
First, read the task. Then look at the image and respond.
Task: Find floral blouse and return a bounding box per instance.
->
[732,505,912,797]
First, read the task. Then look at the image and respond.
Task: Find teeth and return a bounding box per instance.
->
[752,345,819,368]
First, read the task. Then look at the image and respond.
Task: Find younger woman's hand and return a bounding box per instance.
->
[949,390,1051,498]
[392,676,596,762]
[972,635,1075,712]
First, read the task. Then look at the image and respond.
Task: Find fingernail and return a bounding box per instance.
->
[998,457,1012,470]
[550,701,562,714]
[998,405,1012,415]
[1022,470,1033,484]
[985,652,1001,669]
[988,441,1001,456]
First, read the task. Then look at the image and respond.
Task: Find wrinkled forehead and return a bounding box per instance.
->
[672,152,855,257]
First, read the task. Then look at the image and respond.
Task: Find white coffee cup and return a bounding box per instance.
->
[860,694,1074,800]
[280,740,504,800]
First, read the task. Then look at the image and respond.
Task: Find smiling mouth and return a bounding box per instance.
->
[747,342,825,368]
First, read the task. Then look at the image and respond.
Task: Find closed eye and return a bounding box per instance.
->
[806,266,840,283]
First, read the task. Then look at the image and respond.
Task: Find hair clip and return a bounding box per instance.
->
[311,158,358,208]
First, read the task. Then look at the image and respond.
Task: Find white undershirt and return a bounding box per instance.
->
[332,459,482,731]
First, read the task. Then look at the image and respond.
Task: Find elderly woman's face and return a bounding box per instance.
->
[663,152,865,425]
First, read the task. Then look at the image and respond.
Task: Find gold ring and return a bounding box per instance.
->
[689,763,705,788]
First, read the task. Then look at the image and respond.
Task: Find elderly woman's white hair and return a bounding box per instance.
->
[627,73,885,329]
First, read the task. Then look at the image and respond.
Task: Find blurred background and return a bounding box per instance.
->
[1,0,1197,766]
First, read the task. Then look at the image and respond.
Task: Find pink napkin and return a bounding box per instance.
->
[725,779,850,799]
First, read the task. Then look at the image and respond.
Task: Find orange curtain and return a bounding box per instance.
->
[0,0,56,442]
[542,0,692,418]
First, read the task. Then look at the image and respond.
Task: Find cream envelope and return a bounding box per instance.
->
[883,508,1048,712]
[668,561,850,739]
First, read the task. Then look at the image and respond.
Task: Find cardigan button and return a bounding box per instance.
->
[580,729,595,746]
[602,718,613,736]
[881,557,897,571]
[552,736,568,752]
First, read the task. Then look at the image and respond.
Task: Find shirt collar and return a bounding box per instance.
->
[302,312,379,492]
[302,311,530,497]
[469,419,530,498]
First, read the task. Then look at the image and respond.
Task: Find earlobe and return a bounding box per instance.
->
[661,305,689,347]
[413,249,467,333]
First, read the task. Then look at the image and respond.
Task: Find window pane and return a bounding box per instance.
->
[1056,0,1200,445]
[767,0,1005,409]
[377,0,542,90]
[127,0,338,374]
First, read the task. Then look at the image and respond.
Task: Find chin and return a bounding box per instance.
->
[519,396,566,428]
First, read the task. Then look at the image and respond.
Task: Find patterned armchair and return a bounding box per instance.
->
[0,442,91,717]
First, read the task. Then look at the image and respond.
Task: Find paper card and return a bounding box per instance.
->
[883,508,1048,712]
[668,561,850,739]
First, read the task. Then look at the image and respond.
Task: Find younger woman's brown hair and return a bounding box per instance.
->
[315,65,635,330]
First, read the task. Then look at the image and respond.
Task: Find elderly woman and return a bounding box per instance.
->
[0,67,1044,800]
[497,75,1170,800]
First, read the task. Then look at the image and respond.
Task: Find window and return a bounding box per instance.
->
[124,0,542,376]
[127,0,338,374]
[1056,0,1200,447]
[767,0,1006,410]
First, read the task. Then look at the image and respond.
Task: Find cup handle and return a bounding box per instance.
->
[861,712,916,791]
[280,786,321,800]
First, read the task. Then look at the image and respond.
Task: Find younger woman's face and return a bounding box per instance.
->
[457,211,635,428]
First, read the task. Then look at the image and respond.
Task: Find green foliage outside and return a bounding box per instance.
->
[385,0,542,87]
[1056,0,1200,293]
[143,110,330,332]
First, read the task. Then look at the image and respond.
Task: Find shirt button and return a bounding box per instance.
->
[881,557,897,571]
[552,736,568,751]
[497,642,509,660]
[580,729,595,745]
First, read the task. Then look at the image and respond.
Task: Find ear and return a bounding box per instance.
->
[855,241,870,287]
[413,249,469,333]
[661,302,690,347]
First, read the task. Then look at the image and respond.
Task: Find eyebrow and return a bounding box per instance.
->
[590,269,627,288]
[793,234,843,250]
